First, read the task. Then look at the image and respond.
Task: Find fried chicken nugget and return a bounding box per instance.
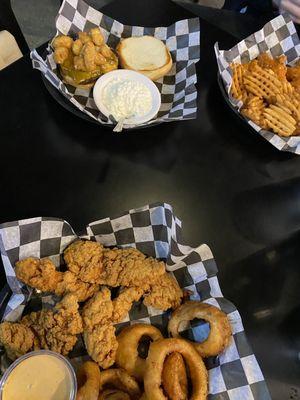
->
[90,27,104,46]
[64,240,104,283]
[21,294,83,356]
[73,55,86,71]
[78,31,92,44]
[82,288,118,369]
[52,35,73,49]
[143,273,183,310]
[0,322,36,360]
[99,44,114,59]
[54,47,70,64]
[95,52,107,66]
[72,39,83,56]
[100,248,165,287]
[82,41,97,72]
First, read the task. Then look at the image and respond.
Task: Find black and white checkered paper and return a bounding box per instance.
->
[0,203,270,399]
[215,14,300,154]
[30,0,200,129]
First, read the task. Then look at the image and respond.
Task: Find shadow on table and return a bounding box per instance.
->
[230,177,300,246]
[177,2,275,41]
[218,232,300,399]
[42,86,186,173]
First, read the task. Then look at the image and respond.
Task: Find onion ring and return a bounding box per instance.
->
[168,301,232,358]
[139,395,148,400]
[99,369,141,400]
[115,324,163,381]
[162,352,188,400]
[144,338,208,400]
[76,361,101,400]
[98,389,130,399]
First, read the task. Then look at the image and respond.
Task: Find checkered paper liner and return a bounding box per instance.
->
[0,203,270,399]
[30,0,200,130]
[215,13,300,155]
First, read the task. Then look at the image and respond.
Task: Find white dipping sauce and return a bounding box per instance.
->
[102,78,152,121]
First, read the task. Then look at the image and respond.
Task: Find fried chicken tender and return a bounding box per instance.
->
[64,240,104,283]
[84,324,118,370]
[82,287,114,331]
[15,257,98,302]
[257,53,287,80]
[82,288,118,369]
[100,248,165,287]
[143,273,183,310]
[56,271,99,302]
[0,322,36,360]
[112,287,145,323]
[15,257,62,292]
[21,294,83,356]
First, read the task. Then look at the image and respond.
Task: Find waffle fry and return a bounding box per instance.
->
[230,63,247,102]
[272,93,300,121]
[244,65,281,101]
[229,53,300,137]
[263,105,296,137]
[281,80,294,95]
[242,108,268,130]
[244,95,265,111]
[241,95,267,129]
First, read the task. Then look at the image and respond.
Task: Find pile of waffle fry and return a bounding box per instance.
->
[230,53,300,137]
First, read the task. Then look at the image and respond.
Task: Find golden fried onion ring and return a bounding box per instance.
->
[99,369,141,400]
[115,324,163,381]
[144,338,208,400]
[98,389,130,400]
[162,352,188,400]
[76,361,101,400]
[168,301,232,358]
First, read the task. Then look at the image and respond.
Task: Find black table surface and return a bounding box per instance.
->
[1,0,300,398]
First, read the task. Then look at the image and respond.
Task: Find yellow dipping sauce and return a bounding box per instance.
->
[2,354,74,400]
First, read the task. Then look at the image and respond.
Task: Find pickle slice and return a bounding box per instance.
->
[60,64,102,85]
[59,51,118,85]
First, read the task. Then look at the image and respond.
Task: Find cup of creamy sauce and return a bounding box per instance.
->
[93,69,161,128]
[0,350,77,400]
[102,78,153,122]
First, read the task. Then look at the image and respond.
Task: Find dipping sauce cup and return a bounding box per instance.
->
[0,350,77,400]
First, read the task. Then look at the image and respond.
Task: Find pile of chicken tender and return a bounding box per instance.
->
[0,240,183,369]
